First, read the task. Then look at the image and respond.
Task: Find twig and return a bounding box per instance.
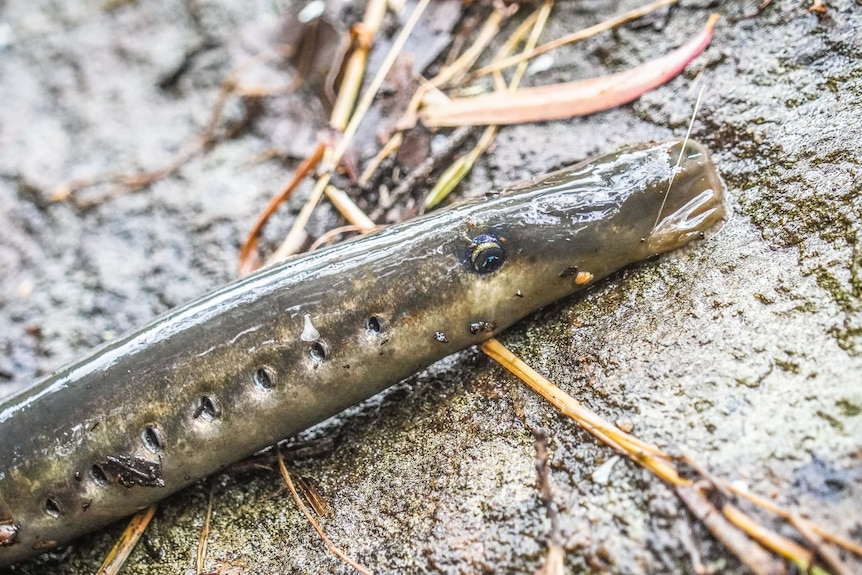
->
[729,0,775,23]
[324,185,376,231]
[329,0,389,130]
[308,224,376,251]
[532,428,567,575]
[54,140,205,208]
[724,482,862,559]
[368,125,477,221]
[270,0,432,263]
[294,474,330,517]
[675,485,786,575]
[479,337,855,574]
[328,0,430,172]
[420,14,719,127]
[677,516,708,575]
[479,339,672,464]
[424,0,552,208]
[471,0,678,78]
[362,2,518,182]
[808,0,827,14]
[429,2,517,89]
[682,453,856,571]
[195,484,215,574]
[238,143,325,275]
[720,502,817,572]
[95,505,158,575]
[276,449,372,574]
[53,49,286,206]
[790,513,853,575]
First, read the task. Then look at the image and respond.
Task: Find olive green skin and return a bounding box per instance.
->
[0,140,724,566]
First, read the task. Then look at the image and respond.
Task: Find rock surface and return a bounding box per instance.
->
[1,1,860,573]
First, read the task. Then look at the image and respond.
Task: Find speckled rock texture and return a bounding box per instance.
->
[0,1,859,574]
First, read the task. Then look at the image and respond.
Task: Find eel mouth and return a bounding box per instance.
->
[647,140,726,253]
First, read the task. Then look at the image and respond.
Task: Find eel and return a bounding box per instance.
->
[0,140,725,566]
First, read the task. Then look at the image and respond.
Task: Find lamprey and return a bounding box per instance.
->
[0,140,724,565]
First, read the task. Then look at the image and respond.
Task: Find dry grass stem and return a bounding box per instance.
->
[674,486,786,575]
[276,450,372,575]
[479,337,856,574]
[421,14,718,127]
[195,485,215,574]
[309,224,378,251]
[324,185,376,231]
[508,0,553,89]
[362,4,525,183]
[329,0,389,131]
[789,514,853,575]
[95,505,158,575]
[294,475,331,517]
[424,1,552,208]
[472,0,678,78]
[430,3,516,89]
[271,0,431,263]
[52,47,293,206]
[328,0,431,172]
[368,126,477,218]
[268,174,331,265]
[725,483,862,559]
[720,503,821,573]
[534,545,565,575]
[238,143,325,275]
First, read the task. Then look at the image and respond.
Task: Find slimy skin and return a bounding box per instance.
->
[0,140,724,566]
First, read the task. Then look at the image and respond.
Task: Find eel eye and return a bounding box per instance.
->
[469,234,505,274]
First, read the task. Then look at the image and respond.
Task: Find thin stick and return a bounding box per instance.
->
[790,513,853,575]
[268,174,329,265]
[674,486,786,575]
[429,3,515,89]
[652,83,706,233]
[276,450,372,575]
[472,0,678,78]
[383,0,664,162]
[509,0,553,89]
[55,140,206,207]
[238,143,325,275]
[324,185,376,231]
[329,0,431,172]
[362,1,519,181]
[721,503,820,572]
[424,1,551,209]
[96,505,158,575]
[367,126,477,220]
[195,484,215,574]
[480,337,854,573]
[729,0,775,23]
[420,14,718,127]
[309,224,377,251]
[533,428,567,575]
[53,49,285,206]
[683,452,857,569]
[272,0,431,263]
[725,483,862,558]
[329,0,389,131]
[479,339,675,468]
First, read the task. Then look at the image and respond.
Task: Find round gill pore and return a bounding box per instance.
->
[646,140,726,253]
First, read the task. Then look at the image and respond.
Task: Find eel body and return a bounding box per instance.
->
[0,140,724,566]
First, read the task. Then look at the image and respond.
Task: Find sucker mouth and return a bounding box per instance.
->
[647,186,726,252]
[646,141,726,253]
